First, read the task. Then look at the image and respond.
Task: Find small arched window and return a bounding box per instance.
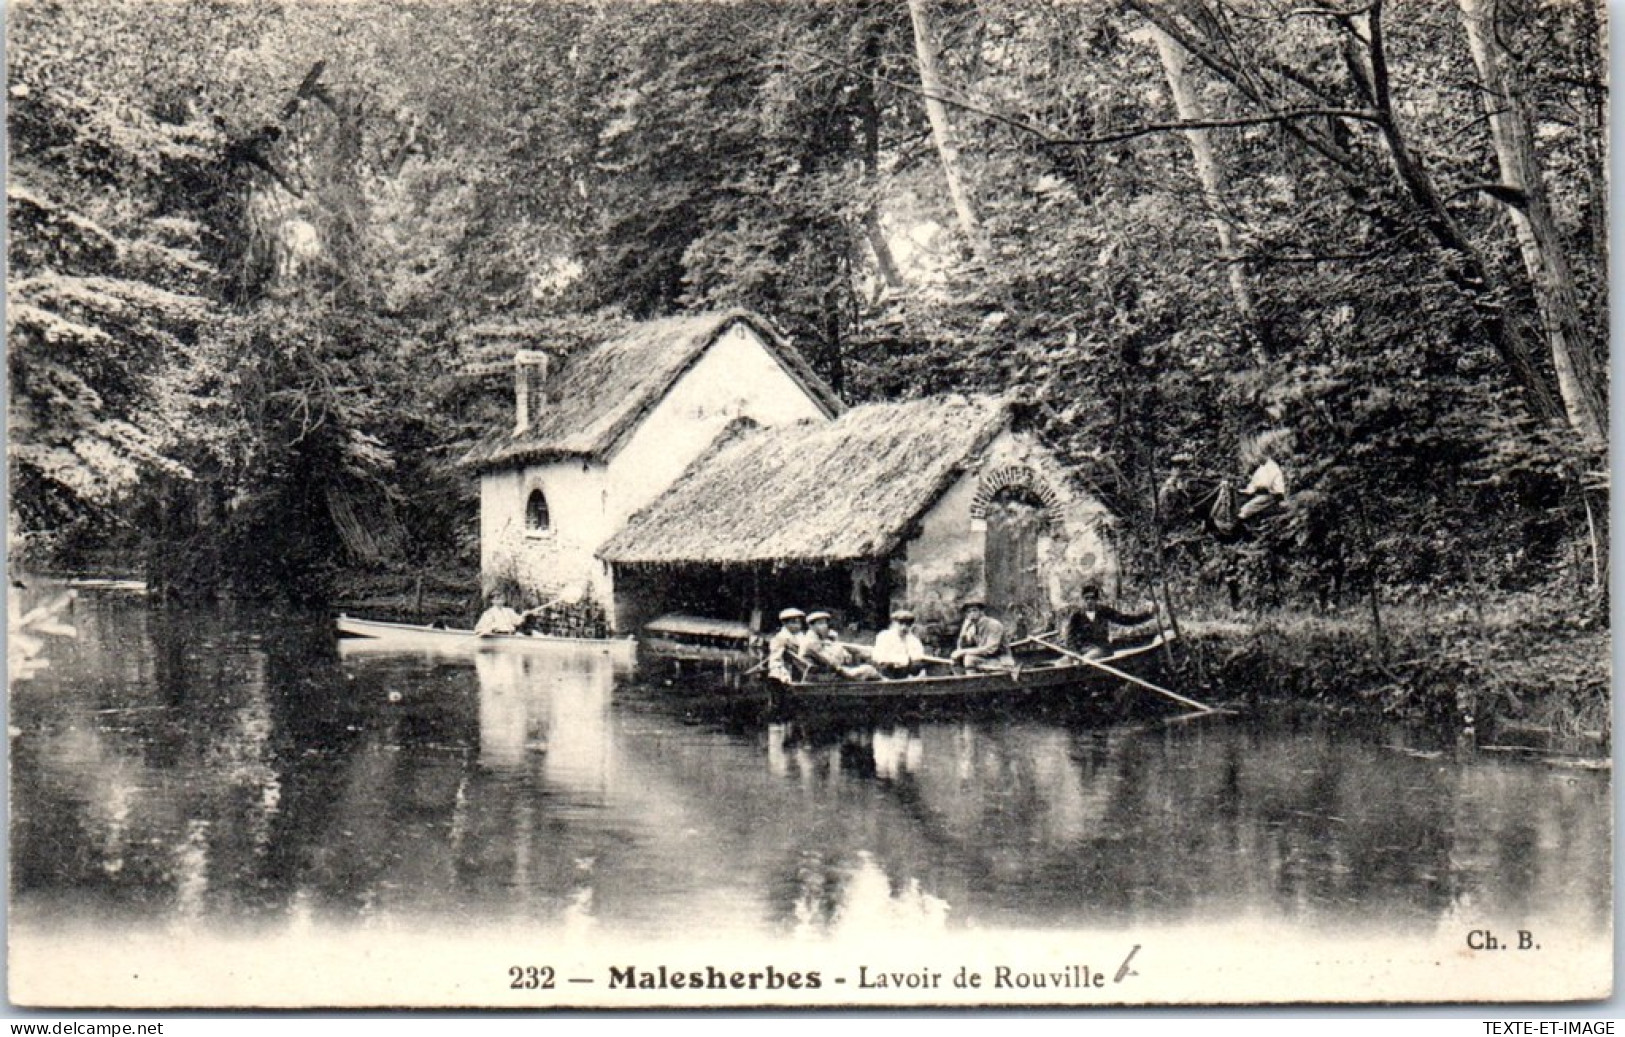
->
[525,488,552,532]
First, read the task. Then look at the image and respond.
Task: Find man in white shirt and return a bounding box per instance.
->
[1238,457,1287,522]
[473,593,527,636]
[871,609,928,678]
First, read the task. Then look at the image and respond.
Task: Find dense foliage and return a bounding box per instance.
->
[7,0,1607,610]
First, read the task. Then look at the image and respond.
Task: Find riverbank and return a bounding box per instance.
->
[332,565,482,626]
[1169,593,1610,753]
[181,563,1620,752]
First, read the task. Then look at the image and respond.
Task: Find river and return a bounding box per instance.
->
[8,587,1612,1006]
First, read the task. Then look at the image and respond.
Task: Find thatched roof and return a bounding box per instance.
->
[462,309,842,472]
[599,395,1011,566]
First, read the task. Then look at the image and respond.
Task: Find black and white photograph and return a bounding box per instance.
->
[5,0,1613,1009]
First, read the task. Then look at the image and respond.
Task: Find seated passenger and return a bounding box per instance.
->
[766,607,808,684]
[871,609,928,678]
[798,611,882,681]
[950,599,1015,672]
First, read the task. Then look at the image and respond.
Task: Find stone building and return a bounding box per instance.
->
[464,309,1117,637]
[461,310,840,624]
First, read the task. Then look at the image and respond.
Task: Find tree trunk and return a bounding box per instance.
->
[1457,0,1608,447]
[862,210,905,292]
[1459,0,1608,595]
[1351,0,1567,427]
[1149,26,1263,359]
[905,0,988,262]
[1562,1,1609,273]
[1583,487,1608,596]
[856,21,904,292]
[1127,0,1566,427]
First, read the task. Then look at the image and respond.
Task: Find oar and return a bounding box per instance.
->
[475,583,588,637]
[1029,635,1220,715]
[838,637,1079,676]
[1007,629,1057,650]
[836,640,954,668]
[529,581,589,615]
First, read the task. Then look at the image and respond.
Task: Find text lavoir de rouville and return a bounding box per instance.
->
[604,964,1115,992]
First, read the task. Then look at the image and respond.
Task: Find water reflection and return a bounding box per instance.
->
[474,650,615,795]
[9,593,1611,945]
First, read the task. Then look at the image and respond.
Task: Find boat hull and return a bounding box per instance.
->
[336,615,637,658]
[770,636,1171,709]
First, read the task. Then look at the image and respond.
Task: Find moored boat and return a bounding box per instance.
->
[640,613,758,665]
[336,614,637,658]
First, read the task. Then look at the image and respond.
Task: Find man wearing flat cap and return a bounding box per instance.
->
[766,607,807,684]
[798,611,881,681]
[951,598,1014,672]
[872,608,928,679]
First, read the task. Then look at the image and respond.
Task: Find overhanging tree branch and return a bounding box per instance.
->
[776,39,1379,150]
[1124,0,1368,179]
[1053,108,1381,147]
[1126,0,1565,428]
[772,39,1063,142]
[1287,4,1377,18]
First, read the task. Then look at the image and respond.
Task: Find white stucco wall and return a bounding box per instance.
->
[604,321,830,526]
[479,319,833,626]
[898,429,1117,632]
[479,461,613,605]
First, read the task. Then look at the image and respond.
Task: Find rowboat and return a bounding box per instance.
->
[336,614,637,659]
[769,634,1174,709]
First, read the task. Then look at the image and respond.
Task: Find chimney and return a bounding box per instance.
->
[513,349,551,433]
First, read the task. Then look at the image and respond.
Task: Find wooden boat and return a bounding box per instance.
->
[770,634,1173,707]
[640,613,758,665]
[336,614,637,659]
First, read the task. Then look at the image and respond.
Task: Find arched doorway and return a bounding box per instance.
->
[984,486,1049,633]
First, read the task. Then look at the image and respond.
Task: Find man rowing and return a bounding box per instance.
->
[473,593,532,636]
[1060,583,1156,659]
